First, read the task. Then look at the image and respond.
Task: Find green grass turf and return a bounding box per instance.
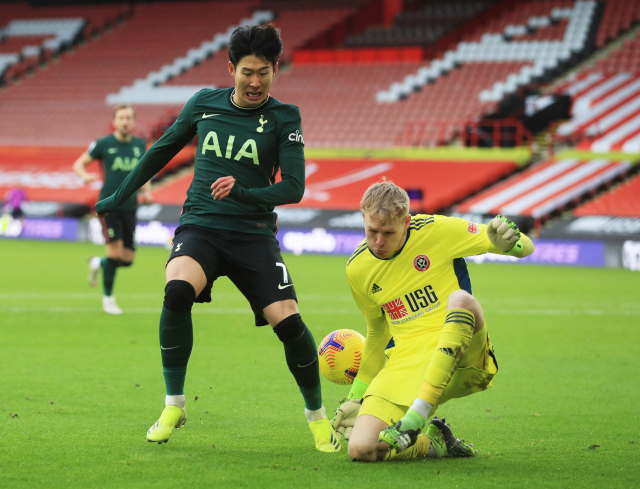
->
[1,239,639,488]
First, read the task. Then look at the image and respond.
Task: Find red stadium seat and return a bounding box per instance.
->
[573,174,640,217]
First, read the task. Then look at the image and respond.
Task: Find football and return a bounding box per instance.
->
[318,329,365,385]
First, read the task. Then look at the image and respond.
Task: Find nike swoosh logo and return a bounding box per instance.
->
[297,359,316,368]
[161,345,179,350]
[278,283,294,289]
[202,113,221,118]
[108,148,118,154]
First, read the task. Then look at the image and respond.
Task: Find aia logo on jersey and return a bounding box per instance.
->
[414,254,430,272]
[382,298,408,320]
[467,222,479,234]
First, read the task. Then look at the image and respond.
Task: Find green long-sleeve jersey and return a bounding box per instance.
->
[95,88,306,235]
[88,134,146,211]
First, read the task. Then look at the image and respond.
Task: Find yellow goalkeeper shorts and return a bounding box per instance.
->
[358,323,498,425]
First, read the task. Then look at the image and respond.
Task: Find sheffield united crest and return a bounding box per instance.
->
[414,254,430,272]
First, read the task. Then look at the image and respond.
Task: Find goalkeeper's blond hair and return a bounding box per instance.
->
[360,179,410,223]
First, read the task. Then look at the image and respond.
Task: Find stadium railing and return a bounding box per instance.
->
[396,119,533,149]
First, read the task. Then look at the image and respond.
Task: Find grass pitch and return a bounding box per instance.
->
[1,239,639,488]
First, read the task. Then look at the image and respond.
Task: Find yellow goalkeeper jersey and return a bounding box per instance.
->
[346,214,492,337]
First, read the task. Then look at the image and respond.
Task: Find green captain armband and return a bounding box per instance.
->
[507,240,524,256]
[347,378,369,400]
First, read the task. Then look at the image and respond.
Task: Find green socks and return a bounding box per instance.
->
[159,306,193,395]
[286,328,323,411]
[163,367,188,396]
[398,407,428,433]
[275,315,323,411]
[100,257,119,296]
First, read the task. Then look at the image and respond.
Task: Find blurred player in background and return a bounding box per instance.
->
[3,181,28,223]
[95,24,340,452]
[333,180,534,462]
[73,104,152,314]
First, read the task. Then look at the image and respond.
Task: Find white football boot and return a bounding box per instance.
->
[87,257,101,288]
[103,295,123,315]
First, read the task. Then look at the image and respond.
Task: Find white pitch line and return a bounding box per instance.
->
[0,307,361,315]
[479,299,639,309]
[0,293,158,299]
[0,292,354,302]
[1,307,640,316]
[490,308,640,316]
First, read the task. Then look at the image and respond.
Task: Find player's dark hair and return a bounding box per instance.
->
[228,24,283,68]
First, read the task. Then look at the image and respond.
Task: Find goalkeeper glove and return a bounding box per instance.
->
[330,378,369,440]
[487,215,522,253]
[331,398,362,441]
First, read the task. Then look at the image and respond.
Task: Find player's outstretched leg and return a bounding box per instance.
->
[273,313,340,452]
[147,280,195,443]
[426,417,477,457]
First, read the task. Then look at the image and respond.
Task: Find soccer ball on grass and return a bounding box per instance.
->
[318,329,365,385]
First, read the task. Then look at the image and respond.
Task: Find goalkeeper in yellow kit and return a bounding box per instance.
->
[332,180,534,462]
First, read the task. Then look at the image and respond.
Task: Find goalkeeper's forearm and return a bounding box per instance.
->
[95,127,189,215]
[346,316,391,399]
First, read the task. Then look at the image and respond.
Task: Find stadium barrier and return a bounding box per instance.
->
[1,214,637,270]
[292,47,423,64]
[396,119,534,149]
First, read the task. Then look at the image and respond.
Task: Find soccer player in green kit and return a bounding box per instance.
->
[95,24,341,452]
[73,104,153,314]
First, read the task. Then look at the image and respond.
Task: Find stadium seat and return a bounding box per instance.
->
[555,30,640,154]
[0,2,131,80]
[595,0,640,48]
[0,1,263,145]
[377,1,597,105]
[573,173,640,217]
[454,157,633,218]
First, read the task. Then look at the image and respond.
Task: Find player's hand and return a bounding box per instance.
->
[140,192,154,205]
[331,398,362,441]
[211,176,236,201]
[82,173,99,184]
[487,215,521,252]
